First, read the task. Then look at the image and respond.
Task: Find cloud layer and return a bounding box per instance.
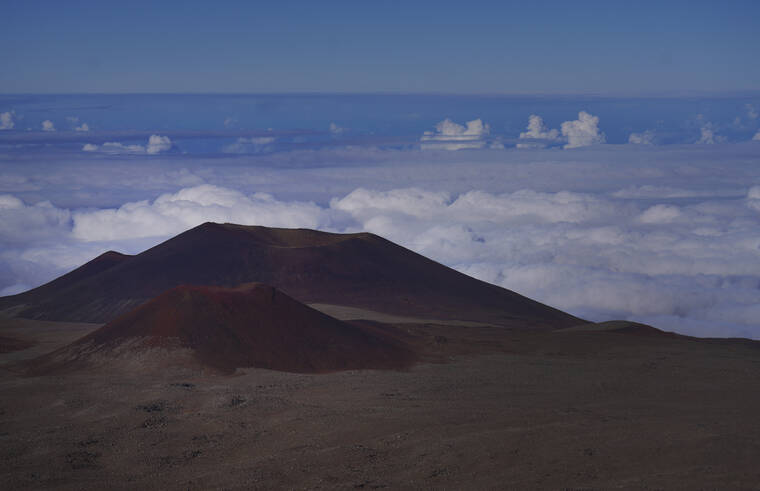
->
[2,92,760,339]
[3,170,760,339]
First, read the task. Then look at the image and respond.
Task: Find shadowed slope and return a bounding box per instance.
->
[1,222,582,328]
[0,250,131,313]
[33,283,416,373]
[556,320,681,338]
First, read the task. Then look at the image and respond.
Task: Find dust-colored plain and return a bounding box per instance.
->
[2,313,760,490]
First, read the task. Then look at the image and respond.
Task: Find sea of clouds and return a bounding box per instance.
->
[2,95,760,338]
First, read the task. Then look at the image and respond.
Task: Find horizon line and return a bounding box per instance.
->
[2,89,760,99]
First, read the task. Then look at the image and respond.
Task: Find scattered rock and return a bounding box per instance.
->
[141,415,168,428]
[137,401,166,413]
[65,451,100,470]
[170,382,195,389]
[230,395,246,407]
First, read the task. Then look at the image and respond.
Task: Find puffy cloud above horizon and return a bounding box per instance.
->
[66,116,88,131]
[628,130,655,145]
[0,111,14,130]
[517,115,561,148]
[421,118,494,150]
[697,123,719,144]
[83,135,173,155]
[41,120,55,132]
[746,104,759,121]
[222,136,275,154]
[753,130,760,141]
[561,111,605,149]
[515,112,605,149]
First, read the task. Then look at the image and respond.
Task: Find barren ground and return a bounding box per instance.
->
[2,314,760,490]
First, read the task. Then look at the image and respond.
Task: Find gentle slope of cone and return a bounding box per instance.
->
[0,222,582,329]
[33,283,416,373]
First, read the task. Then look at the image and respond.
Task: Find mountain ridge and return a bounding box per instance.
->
[0,222,583,329]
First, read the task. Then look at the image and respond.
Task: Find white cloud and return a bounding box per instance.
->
[753,130,760,141]
[75,123,90,132]
[100,142,146,154]
[81,135,173,155]
[628,130,655,145]
[0,195,71,246]
[222,136,275,154]
[697,124,716,144]
[146,134,172,154]
[329,122,344,135]
[747,185,760,212]
[612,185,720,199]
[223,117,237,128]
[560,111,605,149]
[517,115,560,148]
[746,104,759,121]
[421,118,490,150]
[0,111,14,130]
[331,188,451,221]
[637,204,682,224]
[41,120,56,132]
[71,184,327,241]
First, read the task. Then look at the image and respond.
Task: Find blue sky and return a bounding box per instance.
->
[1,0,759,94]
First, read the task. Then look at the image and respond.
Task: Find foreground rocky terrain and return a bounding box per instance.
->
[2,314,760,490]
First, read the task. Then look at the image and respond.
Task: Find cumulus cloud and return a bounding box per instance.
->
[146,134,172,154]
[82,135,173,154]
[222,136,275,154]
[697,124,717,144]
[329,122,344,135]
[753,130,760,141]
[75,123,90,132]
[628,130,655,145]
[41,120,56,132]
[746,104,759,121]
[421,118,491,150]
[0,111,15,130]
[223,117,237,128]
[517,115,560,148]
[560,111,605,149]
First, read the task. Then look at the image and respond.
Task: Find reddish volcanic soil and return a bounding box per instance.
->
[0,223,582,328]
[33,283,416,374]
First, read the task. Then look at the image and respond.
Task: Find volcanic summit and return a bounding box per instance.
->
[0,222,582,328]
